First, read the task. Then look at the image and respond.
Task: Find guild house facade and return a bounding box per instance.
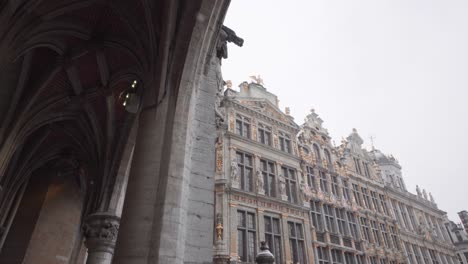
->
[212,80,457,264]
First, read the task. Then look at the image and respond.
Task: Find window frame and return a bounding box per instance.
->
[260,159,276,197]
[236,151,254,192]
[264,215,283,263]
[237,210,256,262]
[235,114,251,138]
[257,123,272,146]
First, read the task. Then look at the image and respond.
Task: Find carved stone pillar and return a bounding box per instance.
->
[83,213,120,264]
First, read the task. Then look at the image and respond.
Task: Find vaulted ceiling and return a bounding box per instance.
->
[0,0,195,216]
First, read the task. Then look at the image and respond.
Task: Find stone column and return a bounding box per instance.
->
[83,213,120,264]
[280,213,291,263]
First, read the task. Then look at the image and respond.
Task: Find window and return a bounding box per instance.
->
[258,123,272,145]
[347,212,359,239]
[380,258,387,264]
[342,180,351,201]
[407,207,417,232]
[237,152,253,192]
[361,187,371,209]
[421,248,431,264]
[311,201,324,231]
[314,144,322,164]
[331,176,339,196]
[352,184,363,207]
[399,203,411,230]
[370,256,378,264]
[404,242,415,264]
[357,255,365,264]
[336,208,348,236]
[324,204,337,234]
[319,171,328,193]
[235,114,251,138]
[345,253,356,264]
[288,222,306,264]
[237,210,256,262]
[371,220,381,246]
[360,217,371,242]
[279,131,291,153]
[324,149,333,171]
[380,223,390,248]
[456,231,463,242]
[282,167,298,203]
[391,200,402,225]
[389,225,400,250]
[363,162,371,178]
[306,166,316,190]
[429,249,440,264]
[317,247,330,264]
[264,216,282,263]
[412,245,423,264]
[457,254,463,264]
[371,191,380,212]
[331,249,343,264]
[353,157,362,174]
[379,194,389,215]
[260,159,276,197]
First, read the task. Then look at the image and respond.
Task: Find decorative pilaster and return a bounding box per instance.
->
[83,213,120,264]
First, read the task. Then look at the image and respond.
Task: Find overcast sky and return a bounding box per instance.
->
[222,0,468,222]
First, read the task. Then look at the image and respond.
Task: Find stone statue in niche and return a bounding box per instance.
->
[300,181,312,202]
[231,157,238,182]
[215,213,223,241]
[278,174,286,196]
[256,170,264,193]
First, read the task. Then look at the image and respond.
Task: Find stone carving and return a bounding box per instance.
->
[231,157,239,182]
[257,170,264,193]
[278,174,286,196]
[225,80,232,89]
[216,136,223,173]
[300,181,313,202]
[216,26,243,60]
[422,189,428,200]
[249,75,264,85]
[215,213,223,241]
[273,132,278,148]
[83,213,120,253]
[429,192,435,203]
[416,185,422,197]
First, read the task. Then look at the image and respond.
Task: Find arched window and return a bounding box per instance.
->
[313,144,321,164]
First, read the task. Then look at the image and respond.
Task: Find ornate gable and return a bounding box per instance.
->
[238,98,297,127]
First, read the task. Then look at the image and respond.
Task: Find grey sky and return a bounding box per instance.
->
[222,0,468,221]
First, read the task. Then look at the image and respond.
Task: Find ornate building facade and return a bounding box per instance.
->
[213,81,457,264]
[445,212,468,264]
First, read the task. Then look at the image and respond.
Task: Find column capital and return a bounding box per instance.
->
[83,212,120,254]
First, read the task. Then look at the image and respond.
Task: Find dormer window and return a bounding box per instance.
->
[235,114,251,139]
[279,131,291,153]
[258,123,271,146]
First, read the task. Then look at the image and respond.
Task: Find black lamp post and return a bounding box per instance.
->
[255,241,275,264]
